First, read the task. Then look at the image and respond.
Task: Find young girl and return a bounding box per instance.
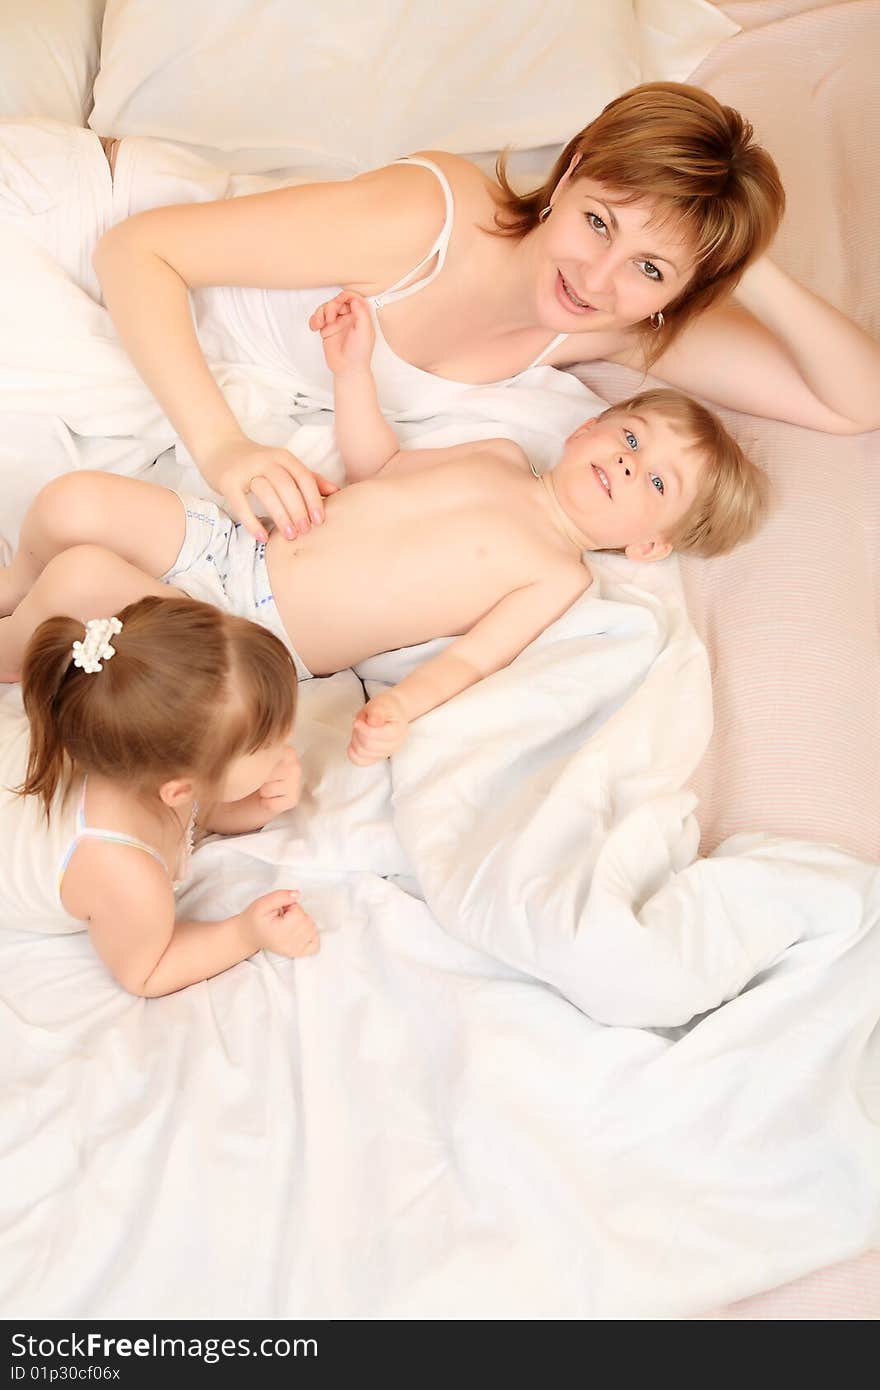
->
[0,593,318,996]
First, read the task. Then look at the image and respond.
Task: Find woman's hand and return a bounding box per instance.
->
[241,890,320,958]
[348,691,409,766]
[202,436,340,542]
[309,291,375,376]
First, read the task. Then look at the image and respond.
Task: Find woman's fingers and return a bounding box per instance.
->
[220,447,338,539]
[226,483,269,543]
[314,472,340,497]
[272,463,326,529]
[245,455,325,535]
[247,474,303,538]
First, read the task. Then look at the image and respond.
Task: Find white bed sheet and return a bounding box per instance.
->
[0,2,878,1322]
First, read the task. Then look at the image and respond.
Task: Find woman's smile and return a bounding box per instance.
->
[555,270,599,316]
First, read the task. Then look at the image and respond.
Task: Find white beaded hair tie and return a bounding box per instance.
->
[71,616,123,675]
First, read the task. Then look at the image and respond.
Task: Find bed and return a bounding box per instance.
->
[0,0,878,1320]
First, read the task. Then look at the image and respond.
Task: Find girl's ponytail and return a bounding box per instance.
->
[17,595,298,821]
[19,615,88,818]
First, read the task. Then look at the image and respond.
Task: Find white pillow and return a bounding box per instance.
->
[90,0,643,170]
[0,0,105,125]
[635,0,738,83]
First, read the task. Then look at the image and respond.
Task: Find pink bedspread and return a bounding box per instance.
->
[573,0,880,1318]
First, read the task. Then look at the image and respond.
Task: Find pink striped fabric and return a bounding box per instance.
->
[572,0,880,1317]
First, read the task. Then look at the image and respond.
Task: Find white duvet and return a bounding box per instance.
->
[0,125,878,1320]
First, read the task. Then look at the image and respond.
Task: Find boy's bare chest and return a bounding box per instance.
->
[270,456,570,596]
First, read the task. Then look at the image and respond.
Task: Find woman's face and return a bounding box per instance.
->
[534,175,697,334]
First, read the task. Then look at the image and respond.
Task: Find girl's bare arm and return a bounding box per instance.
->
[65,844,315,996]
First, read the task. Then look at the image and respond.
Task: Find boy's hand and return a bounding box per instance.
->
[348,692,409,766]
[309,291,375,376]
[242,891,320,958]
[257,746,303,820]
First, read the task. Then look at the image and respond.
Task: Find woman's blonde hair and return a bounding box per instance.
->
[493,82,785,366]
[602,389,770,557]
[19,594,298,819]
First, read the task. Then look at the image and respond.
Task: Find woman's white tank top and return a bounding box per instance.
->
[193,157,567,418]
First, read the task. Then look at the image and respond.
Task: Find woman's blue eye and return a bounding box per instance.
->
[650,474,665,495]
[586,211,608,236]
[624,429,638,450]
[640,260,663,282]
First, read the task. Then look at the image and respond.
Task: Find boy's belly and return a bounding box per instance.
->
[265,510,531,677]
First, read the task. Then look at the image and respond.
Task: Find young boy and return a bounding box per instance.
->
[0,292,767,765]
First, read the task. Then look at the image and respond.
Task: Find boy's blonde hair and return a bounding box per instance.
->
[601,389,769,557]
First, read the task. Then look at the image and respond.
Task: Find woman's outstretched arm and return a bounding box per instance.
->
[629,257,880,434]
[92,163,447,532]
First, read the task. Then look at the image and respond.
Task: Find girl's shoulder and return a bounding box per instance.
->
[58,780,172,921]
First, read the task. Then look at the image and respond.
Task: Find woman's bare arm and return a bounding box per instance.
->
[92,163,448,530]
[612,258,880,434]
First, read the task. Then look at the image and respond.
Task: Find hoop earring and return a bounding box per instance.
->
[538,206,552,223]
[650,310,665,330]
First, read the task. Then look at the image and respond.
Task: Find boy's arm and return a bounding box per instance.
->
[312,295,532,482]
[310,291,401,481]
[333,366,402,482]
[396,569,592,717]
[349,566,592,764]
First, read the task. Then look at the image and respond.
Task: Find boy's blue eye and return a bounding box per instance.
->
[650,474,665,495]
[624,429,638,450]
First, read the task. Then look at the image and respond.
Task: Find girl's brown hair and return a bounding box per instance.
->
[492,82,785,367]
[19,594,298,819]
[602,389,770,557]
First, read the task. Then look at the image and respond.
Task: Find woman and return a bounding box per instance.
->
[94,82,880,541]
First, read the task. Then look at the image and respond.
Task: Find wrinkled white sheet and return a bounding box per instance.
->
[2,653,879,1319]
[1,125,878,1320]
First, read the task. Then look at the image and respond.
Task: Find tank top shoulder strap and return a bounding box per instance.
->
[369,156,455,309]
[58,778,168,894]
[526,332,569,370]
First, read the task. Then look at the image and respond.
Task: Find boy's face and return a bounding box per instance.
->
[553,408,704,560]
